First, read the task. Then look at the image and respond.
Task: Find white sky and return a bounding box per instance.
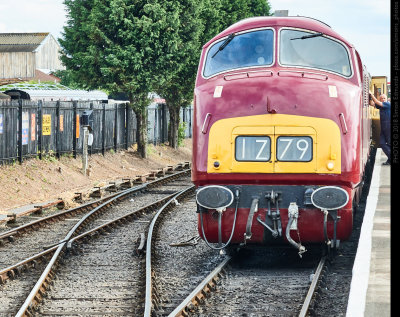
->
[0,0,391,80]
[268,0,391,81]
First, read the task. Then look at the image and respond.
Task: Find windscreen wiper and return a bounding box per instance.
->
[212,33,236,58]
[290,32,324,40]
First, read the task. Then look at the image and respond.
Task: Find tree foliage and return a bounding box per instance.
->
[60,0,271,153]
[61,0,186,157]
[158,0,271,148]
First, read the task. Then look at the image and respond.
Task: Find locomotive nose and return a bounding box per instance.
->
[196,185,234,210]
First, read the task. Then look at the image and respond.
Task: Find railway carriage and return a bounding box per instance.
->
[192,16,372,255]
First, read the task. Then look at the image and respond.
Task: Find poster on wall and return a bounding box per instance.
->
[22,112,29,145]
[76,114,80,138]
[59,114,64,132]
[42,114,51,136]
[31,113,36,141]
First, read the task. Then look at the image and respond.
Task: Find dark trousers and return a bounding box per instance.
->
[380,120,391,160]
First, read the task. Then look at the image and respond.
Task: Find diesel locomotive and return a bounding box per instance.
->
[192,16,372,256]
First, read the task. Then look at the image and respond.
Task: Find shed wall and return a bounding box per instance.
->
[35,35,65,70]
[0,52,36,78]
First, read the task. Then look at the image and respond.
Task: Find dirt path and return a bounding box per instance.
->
[0,140,192,213]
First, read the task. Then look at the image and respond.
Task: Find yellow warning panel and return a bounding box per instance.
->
[42,114,51,136]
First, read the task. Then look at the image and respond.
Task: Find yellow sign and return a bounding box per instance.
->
[59,115,64,132]
[42,114,51,136]
[76,115,80,138]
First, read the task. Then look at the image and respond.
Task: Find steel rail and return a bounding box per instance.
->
[0,167,190,245]
[14,172,191,317]
[144,185,196,317]
[0,170,190,285]
[0,197,115,243]
[166,254,326,317]
[299,256,327,317]
[66,192,183,249]
[0,246,57,284]
[15,243,64,317]
[168,256,231,317]
[2,191,184,285]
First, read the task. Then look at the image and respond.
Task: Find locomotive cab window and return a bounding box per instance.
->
[279,29,352,77]
[203,29,274,77]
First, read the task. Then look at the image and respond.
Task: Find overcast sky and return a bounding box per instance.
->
[0,0,391,80]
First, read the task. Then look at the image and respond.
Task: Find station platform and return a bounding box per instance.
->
[346,148,391,316]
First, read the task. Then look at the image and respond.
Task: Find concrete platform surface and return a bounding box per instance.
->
[346,149,391,316]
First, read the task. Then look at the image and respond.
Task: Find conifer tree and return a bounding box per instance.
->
[158,0,271,148]
[61,0,182,157]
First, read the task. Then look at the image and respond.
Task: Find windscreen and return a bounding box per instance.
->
[203,29,274,77]
[279,29,352,76]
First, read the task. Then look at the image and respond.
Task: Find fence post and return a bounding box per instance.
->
[89,102,93,156]
[38,100,43,160]
[154,106,157,146]
[164,104,169,143]
[56,100,60,158]
[73,101,77,159]
[18,100,23,163]
[125,103,129,150]
[102,103,106,155]
[114,104,118,152]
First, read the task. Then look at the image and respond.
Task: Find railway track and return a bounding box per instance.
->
[11,186,195,317]
[143,193,322,317]
[145,195,364,317]
[0,165,190,279]
[166,252,328,317]
[1,153,373,316]
[0,165,192,316]
[153,241,326,317]
[0,164,191,244]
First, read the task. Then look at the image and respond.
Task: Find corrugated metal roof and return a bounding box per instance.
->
[0,82,70,91]
[0,33,49,52]
[4,88,108,101]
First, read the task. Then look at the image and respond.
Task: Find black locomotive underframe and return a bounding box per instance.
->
[196,184,319,210]
[196,184,321,244]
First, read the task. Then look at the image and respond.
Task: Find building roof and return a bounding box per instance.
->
[0,32,49,52]
[0,92,11,99]
[0,83,108,101]
[4,89,108,101]
[0,78,26,86]
[35,69,61,83]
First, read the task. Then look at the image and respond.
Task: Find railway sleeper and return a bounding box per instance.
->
[33,206,44,215]
[195,294,205,305]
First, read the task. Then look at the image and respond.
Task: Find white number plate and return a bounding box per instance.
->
[277,136,313,161]
[235,136,271,161]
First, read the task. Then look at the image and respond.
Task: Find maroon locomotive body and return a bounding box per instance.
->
[192,17,372,255]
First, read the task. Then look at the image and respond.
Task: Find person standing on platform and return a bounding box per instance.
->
[370,92,391,165]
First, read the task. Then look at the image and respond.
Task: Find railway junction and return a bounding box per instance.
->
[0,150,391,316]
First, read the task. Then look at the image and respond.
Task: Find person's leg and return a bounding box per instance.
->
[380,121,391,164]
